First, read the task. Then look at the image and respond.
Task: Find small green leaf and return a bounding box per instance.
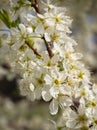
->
[11,17,20,28]
[57,59,64,71]
[0,9,20,28]
[0,9,12,28]
[19,44,27,51]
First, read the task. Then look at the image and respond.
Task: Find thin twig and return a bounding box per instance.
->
[31,0,41,14]
[42,36,54,58]
[25,41,41,57]
[31,0,54,58]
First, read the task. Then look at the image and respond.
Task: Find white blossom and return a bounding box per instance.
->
[0,0,97,129]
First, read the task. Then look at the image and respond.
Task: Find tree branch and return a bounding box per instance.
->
[31,0,54,58]
[31,0,41,14]
[25,41,41,57]
[42,36,54,58]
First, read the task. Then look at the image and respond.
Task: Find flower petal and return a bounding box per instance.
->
[50,87,59,99]
[29,83,34,92]
[49,99,58,115]
[42,90,52,101]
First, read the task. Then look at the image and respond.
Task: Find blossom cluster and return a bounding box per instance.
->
[0,0,97,129]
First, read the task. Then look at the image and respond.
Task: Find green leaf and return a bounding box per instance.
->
[57,59,64,71]
[14,0,31,12]
[11,17,20,28]
[0,9,20,28]
[0,9,12,28]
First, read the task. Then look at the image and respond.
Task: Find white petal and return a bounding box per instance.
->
[46,19,55,26]
[42,90,52,101]
[59,86,65,94]
[49,99,58,115]
[29,83,34,92]
[26,14,32,21]
[37,14,44,19]
[12,40,24,50]
[71,53,83,60]
[26,27,33,34]
[56,24,65,31]
[44,74,52,85]
[44,33,51,42]
[60,96,72,107]
[35,24,44,34]
[19,24,26,33]
[34,39,46,52]
[27,14,36,21]
[50,87,59,99]
[66,120,76,128]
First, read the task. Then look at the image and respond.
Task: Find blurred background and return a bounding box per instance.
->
[0,0,97,130]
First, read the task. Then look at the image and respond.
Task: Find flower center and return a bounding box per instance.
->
[54,79,61,86]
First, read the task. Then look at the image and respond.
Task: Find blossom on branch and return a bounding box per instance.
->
[0,0,97,129]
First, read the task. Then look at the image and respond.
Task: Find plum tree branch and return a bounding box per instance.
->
[25,41,41,57]
[31,0,54,58]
